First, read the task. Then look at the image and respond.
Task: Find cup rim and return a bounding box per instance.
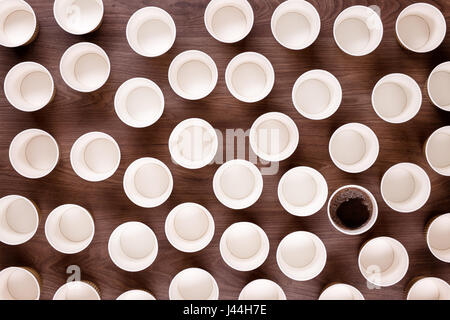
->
[165,202,215,253]
[238,279,287,300]
[427,61,450,111]
[318,283,365,300]
[426,213,450,263]
[0,267,40,300]
[425,126,450,176]
[169,267,219,300]
[219,222,269,271]
[116,289,156,300]
[0,0,37,47]
[213,159,263,210]
[406,277,450,300]
[53,280,100,300]
[53,0,104,35]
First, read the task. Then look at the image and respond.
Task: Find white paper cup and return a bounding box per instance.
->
[123,157,173,208]
[327,185,378,235]
[169,268,219,300]
[0,0,37,47]
[165,203,215,253]
[238,279,286,300]
[114,78,164,128]
[329,123,379,173]
[427,62,450,111]
[425,126,450,176]
[60,42,110,92]
[4,62,54,112]
[108,222,158,272]
[220,222,269,271]
[53,0,103,35]
[204,0,253,43]
[0,195,39,245]
[278,167,328,217]
[53,281,100,300]
[0,267,40,300]
[169,118,218,169]
[358,236,409,287]
[407,277,450,300]
[333,5,383,56]
[381,163,431,213]
[126,7,176,57]
[117,290,156,300]
[292,69,342,120]
[426,213,450,263]
[318,283,364,300]
[213,159,263,210]
[276,231,326,281]
[249,112,299,162]
[371,73,422,123]
[70,132,121,182]
[168,50,218,100]
[225,52,275,103]
[396,3,446,53]
[45,204,94,254]
[9,129,59,179]
[271,0,320,50]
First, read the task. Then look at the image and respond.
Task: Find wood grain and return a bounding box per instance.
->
[0,0,449,300]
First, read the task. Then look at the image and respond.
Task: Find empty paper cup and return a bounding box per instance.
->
[271,0,320,50]
[428,62,450,111]
[213,159,263,210]
[358,236,409,287]
[249,112,299,162]
[114,78,164,128]
[220,222,269,271]
[333,5,383,56]
[329,123,379,173]
[407,277,450,300]
[292,69,342,120]
[53,0,103,35]
[276,231,326,281]
[239,279,286,300]
[0,267,40,300]
[9,129,59,179]
[168,50,218,100]
[165,203,214,253]
[371,73,422,123]
[108,222,158,272]
[381,163,431,213]
[0,195,39,245]
[60,42,110,92]
[53,281,100,300]
[45,204,95,254]
[126,7,176,57]
[425,126,450,176]
[0,0,37,47]
[117,290,156,300]
[169,268,219,300]
[225,52,275,103]
[396,3,446,53]
[4,62,54,112]
[169,118,218,169]
[70,132,120,182]
[426,213,450,263]
[318,283,364,300]
[204,0,253,43]
[278,167,328,217]
[123,157,173,208]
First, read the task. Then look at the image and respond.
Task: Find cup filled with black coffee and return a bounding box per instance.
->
[327,185,378,235]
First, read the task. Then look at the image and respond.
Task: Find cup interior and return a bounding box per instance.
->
[0,0,36,47]
[372,74,421,123]
[425,126,450,176]
[359,237,409,287]
[427,214,450,263]
[381,163,430,213]
[169,268,218,300]
[271,0,320,50]
[54,0,103,35]
[9,129,59,179]
[117,290,156,300]
[114,78,164,128]
[53,281,99,300]
[0,267,40,300]
[204,0,253,43]
[239,279,286,300]
[407,277,450,300]
[127,6,176,57]
[319,283,364,300]
[396,3,446,53]
[334,6,383,56]
[428,62,450,111]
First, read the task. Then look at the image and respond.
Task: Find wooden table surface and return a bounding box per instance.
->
[0,0,449,300]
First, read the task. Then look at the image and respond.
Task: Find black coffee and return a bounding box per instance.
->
[329,188,373,230]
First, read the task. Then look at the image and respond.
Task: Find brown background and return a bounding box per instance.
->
[0,0,449,300]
